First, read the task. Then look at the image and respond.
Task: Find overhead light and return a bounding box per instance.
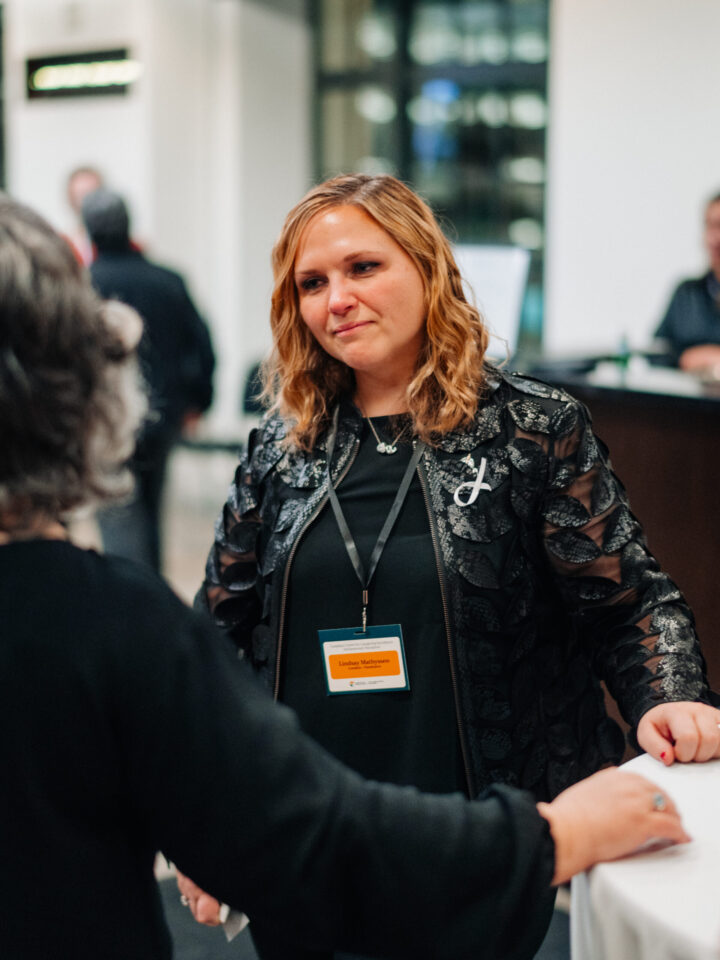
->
[26,50,141,99]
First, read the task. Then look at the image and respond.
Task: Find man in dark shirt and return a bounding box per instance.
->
[83,188,215,572]
[656,191,720,371]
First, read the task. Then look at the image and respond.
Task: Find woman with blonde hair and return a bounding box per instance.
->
[198,174,719,957]
[266,172,487,447]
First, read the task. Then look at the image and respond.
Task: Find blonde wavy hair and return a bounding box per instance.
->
[264,174,491,449]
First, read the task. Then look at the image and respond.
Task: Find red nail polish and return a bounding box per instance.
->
[660,751,667,760]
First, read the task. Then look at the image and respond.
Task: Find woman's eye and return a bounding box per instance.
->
[353,261,380,275]
[299,276,324,292]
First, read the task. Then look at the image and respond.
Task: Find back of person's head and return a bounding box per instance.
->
[0,193,146,530]
[81,187,131,253]
[267,173,488,448]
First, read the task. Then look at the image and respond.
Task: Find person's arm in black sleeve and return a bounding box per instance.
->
[540,399,711,732]
[117,586,555,960]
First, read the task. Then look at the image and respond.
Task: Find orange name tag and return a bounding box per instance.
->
[318,626,409,695]
[328,650,401,679]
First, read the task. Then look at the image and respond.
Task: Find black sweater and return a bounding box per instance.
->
[0,540,554,959]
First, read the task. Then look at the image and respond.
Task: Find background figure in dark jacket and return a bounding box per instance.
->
[83,187,215,572]
[655,190,720,371]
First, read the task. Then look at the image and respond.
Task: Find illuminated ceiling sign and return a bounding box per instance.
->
[26,49,142,99]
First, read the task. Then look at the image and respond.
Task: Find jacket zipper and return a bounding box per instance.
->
[416,455,476,799]
[273,437,361,701]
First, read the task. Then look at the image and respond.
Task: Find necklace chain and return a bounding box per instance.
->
[364,414,407,455]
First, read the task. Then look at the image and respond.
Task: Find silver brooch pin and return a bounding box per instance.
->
[453,456,491,506]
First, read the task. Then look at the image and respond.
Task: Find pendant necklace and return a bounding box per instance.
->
[364,413,407,456]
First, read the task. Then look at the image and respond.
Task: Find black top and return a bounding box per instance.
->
[655,271,720,364]
[283,417,465,794]
[0,539,555,960]
[281,417,467,793]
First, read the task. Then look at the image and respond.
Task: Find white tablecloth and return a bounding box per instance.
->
[571,754,720,960]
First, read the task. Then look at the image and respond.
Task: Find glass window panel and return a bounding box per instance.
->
[407,80,544,212]
[500,156,545,185]
[477,92,509,127]
[509,0,548,32]
[315,0,548,348]
[320,0,398,72]
[409,5,462,66]
[321,87,398,178]
[409,2,507,67]
[509,91,547,128]
[511,31,547,63]
[508,217,543,249]
[509,2,548,63]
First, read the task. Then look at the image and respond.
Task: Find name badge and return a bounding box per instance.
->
[318,624,410,695]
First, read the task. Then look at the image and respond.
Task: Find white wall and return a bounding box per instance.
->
[545,0,720,355]
[234,0,313,372]
[3,0,311,431]
[4,0,151,237]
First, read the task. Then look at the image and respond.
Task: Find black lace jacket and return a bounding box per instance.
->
[199,370,710,800]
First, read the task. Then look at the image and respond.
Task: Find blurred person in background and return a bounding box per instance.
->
[0,190,692,960]
[65,164,103,265]
[195,173,720,959]
[82,186,215,573]
[655,191,720,373]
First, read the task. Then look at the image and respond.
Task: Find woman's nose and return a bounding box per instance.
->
[328,277,356,314]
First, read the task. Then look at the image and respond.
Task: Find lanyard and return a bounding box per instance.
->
[325,407,426,632]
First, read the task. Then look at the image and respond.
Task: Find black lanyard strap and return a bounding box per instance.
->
[325,406,426,630]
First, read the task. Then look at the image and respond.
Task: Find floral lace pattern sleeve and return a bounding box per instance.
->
[538,399,708,728]
[196,429,267,654]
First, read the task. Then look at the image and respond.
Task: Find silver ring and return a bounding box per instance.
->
[180,895,190,907]
[652,792,667,812]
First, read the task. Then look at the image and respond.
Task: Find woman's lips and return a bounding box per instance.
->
[333,320,372,337]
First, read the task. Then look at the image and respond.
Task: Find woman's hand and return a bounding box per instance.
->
[176,870,223,926]
[637,702,720,765]
[537,767,691,885]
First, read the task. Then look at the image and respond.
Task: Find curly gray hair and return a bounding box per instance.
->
[0,193,147,528]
